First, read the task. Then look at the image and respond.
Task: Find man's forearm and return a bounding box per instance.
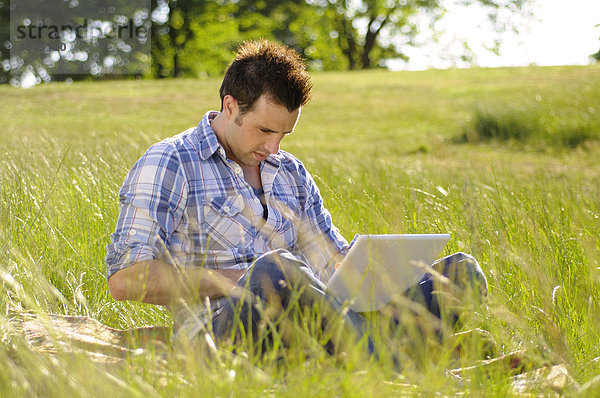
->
[108,259,246,306]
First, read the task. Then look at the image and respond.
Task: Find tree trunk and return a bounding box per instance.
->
[337,17,357,70]
[361,33,377,69]
[361,13,390,69]
[170,2,195,78]
[343,35,357,70]
[173,50,181,78]
[152,33,167,78]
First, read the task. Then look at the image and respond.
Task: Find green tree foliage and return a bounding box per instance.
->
[151,0,275,78]
[0,0,9,84]
[282,0,532,70]
[303,0,435,70]
[1,0,151,85]
[0,0,535,84]
[176,0,532,72]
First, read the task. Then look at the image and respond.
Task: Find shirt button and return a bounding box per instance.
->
[253,198,261,205]
[130,229,137,236]
[234,166,242,175]
[222,205,230,213]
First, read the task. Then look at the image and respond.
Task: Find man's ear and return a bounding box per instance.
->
[222,95,238,119]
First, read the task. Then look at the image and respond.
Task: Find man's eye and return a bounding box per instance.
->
[259,128,291,135]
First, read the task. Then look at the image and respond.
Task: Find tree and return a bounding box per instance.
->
[182,0,534,72]
[151,0,202,78]
[150,0,276,78]
[283,0,533,70]
[1,0,536,84]
[1,0,152,85]
[319,0,433,70]
[231,0,348,70]
[0,0,9,84]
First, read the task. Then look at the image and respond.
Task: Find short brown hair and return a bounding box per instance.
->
[219,40,312,114]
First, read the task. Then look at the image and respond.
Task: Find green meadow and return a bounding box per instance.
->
[1,65,599,396]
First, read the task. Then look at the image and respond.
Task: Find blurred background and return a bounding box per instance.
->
[1,0,599,87]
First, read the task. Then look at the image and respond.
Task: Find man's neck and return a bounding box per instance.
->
[242,165,262,189]
[211,112,262,189]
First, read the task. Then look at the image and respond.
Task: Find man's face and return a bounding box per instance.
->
[220,94,300,167]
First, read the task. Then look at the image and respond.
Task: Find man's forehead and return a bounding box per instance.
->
[255,118,300,135]
[247,98,300,128]
[254,94,299,112]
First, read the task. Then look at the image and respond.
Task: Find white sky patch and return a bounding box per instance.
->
[20,70,37,88]
[391,0,600,70]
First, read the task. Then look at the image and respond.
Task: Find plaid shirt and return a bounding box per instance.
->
[105,111,349,283]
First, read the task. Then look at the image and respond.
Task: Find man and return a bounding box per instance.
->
[105,40,487,355]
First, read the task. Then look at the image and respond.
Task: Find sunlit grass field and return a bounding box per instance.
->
[1,65,599,396]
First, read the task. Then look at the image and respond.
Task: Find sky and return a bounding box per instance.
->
[394,0,600,70]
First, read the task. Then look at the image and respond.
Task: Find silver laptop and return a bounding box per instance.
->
[326,234,450,312]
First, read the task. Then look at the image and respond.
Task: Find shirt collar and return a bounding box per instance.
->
[196,111,224,161]
[265,152,283,167]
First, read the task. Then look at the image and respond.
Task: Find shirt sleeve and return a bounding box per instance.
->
[293,164,349,282]
[105,142,188,279]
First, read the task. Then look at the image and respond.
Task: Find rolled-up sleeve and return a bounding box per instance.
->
[105,142,188,279]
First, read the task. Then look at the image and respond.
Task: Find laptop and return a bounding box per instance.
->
[326,234,450,312]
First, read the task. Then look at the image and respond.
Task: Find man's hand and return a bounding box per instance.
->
[108,260,246,306]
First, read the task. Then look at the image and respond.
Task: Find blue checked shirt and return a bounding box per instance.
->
[105,111,349,283]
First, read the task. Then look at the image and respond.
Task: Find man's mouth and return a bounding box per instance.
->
[253,151,268,161]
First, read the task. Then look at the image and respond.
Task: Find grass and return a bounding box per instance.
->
[1,64,600,395]
[460,105,599,147]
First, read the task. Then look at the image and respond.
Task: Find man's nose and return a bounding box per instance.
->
[264,134,283,154]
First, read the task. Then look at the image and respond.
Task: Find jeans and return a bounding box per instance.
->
[211,249,488,355]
